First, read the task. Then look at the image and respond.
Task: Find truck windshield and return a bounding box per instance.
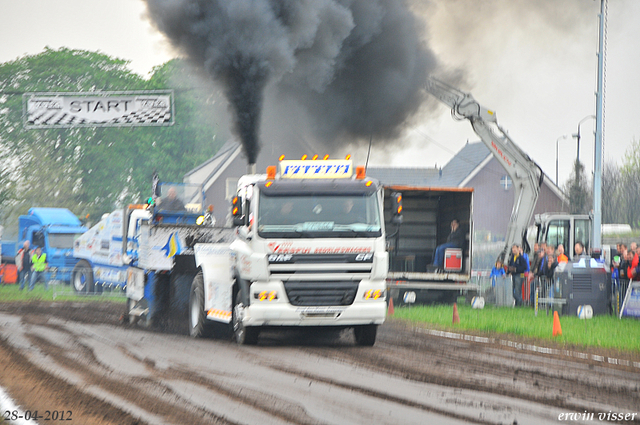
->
[157,183,203,213]
[49,233,81,249]
[257,193,382,238]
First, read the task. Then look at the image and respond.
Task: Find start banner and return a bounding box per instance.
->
[23,91,173,128]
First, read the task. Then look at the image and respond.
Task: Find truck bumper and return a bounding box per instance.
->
[243,280,387,327]
[245,302,386,327]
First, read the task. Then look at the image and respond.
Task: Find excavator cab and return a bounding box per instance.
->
[534,213,591,259]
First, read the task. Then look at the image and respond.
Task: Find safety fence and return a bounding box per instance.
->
[470,270,632,316]
[612,278,631,317]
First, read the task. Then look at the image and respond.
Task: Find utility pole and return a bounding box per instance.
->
[593,0,606,250]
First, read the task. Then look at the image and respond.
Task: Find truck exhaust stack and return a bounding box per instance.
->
[247,163,256,174]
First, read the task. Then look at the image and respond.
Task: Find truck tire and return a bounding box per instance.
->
[354,324,377,346]
[189,271,214,338]
[72,260,94,294]
[232,291,259,345]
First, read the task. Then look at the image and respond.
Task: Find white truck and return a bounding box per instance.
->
[73,182,230,323]
[189,158,389,345]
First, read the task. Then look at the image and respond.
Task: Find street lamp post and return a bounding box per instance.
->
[556,135,570,185]
[572,115,596,163]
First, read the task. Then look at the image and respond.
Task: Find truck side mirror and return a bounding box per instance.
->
[391,192,403,225]
[231,196,244,226]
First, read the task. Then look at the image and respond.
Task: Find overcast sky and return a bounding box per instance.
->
[1,0,638,185]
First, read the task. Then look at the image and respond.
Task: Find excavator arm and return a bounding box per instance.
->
[425,77,544,262]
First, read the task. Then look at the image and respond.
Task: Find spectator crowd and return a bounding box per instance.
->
[490,240,636,308]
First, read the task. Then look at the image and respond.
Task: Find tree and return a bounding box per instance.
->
[0,49,221,232]
[619,138,640,228]
[602,161,622,224]
[563,159,591,215]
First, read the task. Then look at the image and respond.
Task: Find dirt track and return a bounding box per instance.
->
[0,301,638,425]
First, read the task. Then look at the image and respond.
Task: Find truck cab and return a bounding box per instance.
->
[18,208,87,282]
[193,158,388,345]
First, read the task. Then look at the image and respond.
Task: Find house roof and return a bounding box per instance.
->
[439,142,492,187]
[451,142,566,200]
[366,166,441,187]
[366,142,490,187]
[184,140,242,190]
[186,140,565,200]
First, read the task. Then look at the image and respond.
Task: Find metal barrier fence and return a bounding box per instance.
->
[472,270,633,316]
[469,271,514,307]
[612,277,631,317]
[471,273,570,312]
[9,266,127,299]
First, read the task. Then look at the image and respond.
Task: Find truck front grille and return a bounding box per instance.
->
[284,281,359,306]
[268,253,373,281]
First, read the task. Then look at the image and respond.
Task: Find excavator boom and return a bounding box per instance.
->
[425,77,544,262]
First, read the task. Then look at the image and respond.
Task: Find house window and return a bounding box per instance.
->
[225,178,239,200]
[500,175,512,191]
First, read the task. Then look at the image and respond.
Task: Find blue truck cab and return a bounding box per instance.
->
[2,208,87,282]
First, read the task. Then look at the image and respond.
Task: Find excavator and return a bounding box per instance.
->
[424,77,581,262]
[424,77,611,316]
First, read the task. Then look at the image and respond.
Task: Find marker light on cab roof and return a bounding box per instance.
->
[279,159,353,179]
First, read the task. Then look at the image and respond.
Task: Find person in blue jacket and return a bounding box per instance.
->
[490,259,506,285]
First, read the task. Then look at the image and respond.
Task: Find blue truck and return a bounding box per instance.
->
[0,208,88,283]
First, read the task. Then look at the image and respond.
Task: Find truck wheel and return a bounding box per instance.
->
[232,291,259,345]
[354,325,377,346]
[72,260,94,294]
[189,272,213,338]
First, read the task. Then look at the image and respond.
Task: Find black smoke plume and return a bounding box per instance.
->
[144,0,440,163]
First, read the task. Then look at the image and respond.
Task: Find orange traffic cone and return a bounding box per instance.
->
[452,302,460,324]
[552,311,562,337]
[388,297,395,316]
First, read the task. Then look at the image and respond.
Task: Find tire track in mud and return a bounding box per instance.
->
[115,345,333,425]
[21,317,326,425]
[4,303,640,424]
[22,317,478,425]
[263,363,494,425]
[296,324,640,418]
[23,332,234,425]
[0,336,143,425]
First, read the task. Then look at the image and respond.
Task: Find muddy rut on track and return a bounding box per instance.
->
[0,301,638,425]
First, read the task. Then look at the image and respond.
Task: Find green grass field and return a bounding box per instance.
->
[393,303,640,353]
[0,283,126,303]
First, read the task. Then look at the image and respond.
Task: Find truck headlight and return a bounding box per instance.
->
[363,289,385,300]
[254,290,278,301]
